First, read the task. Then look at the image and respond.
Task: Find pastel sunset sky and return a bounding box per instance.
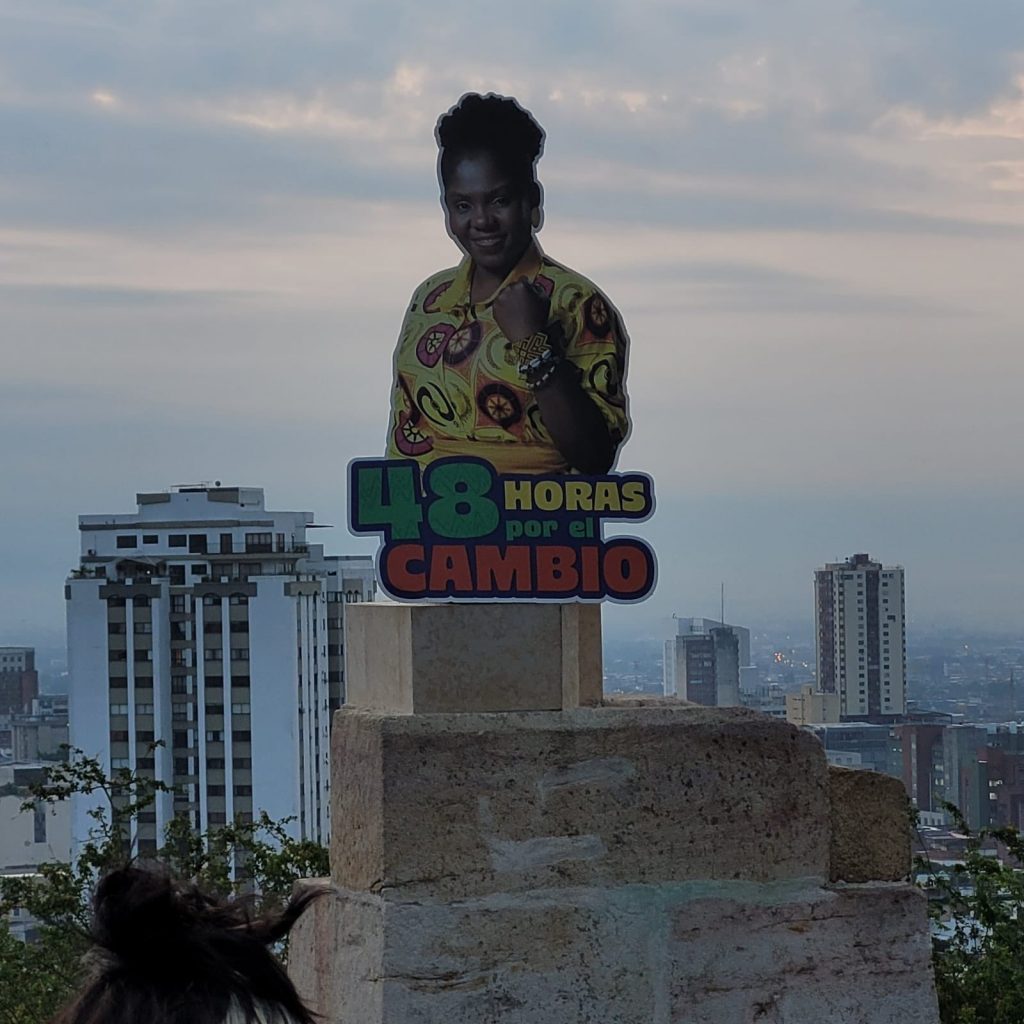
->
[2,0,1023,643]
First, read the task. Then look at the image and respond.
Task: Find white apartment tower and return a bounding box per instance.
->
[814,553,906,719]
[65,485,375,855]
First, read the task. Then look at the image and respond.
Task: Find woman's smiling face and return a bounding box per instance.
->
[443,150,537,280]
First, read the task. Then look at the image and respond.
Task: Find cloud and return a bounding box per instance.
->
[2,0,1023,635]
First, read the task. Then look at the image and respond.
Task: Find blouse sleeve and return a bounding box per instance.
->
[561,288,631,453]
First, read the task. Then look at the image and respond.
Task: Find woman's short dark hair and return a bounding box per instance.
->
[50,865,323,1024]
[436,92,545,194]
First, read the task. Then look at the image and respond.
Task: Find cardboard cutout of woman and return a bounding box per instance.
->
[386,93,632,477]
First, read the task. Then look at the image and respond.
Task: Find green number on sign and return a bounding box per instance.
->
[427,462,500,539]
[356,464,423,540]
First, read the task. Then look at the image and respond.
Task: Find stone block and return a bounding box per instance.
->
[331,705,830,899]
[829,765,912,882]
[343,603,603,714]
[289,880,939,1024]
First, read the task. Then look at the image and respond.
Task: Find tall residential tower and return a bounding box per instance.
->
[814,553,906,720]
[66,485,374,854]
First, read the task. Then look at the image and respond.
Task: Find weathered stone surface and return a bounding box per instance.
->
[289,880,381,1024]
[829,764,911,882]
[330,705,830,899]
[289,880,939,1024]
[343,603,602,714]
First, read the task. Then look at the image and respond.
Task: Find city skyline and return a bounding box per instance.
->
[3,2,1023,637]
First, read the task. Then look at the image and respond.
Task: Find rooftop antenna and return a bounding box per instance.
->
[720,582,725,626]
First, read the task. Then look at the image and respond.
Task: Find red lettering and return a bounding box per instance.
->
[603,541,650,596]
[581,544,601,594]
[385,544,426,593]
[534,546,579,593]
[429,544,474,593]
[474,545,532,592]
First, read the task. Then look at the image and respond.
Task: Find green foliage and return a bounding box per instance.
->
[0,746,328,1024]
[919,802,1024,1024]
[0,921,83,1024]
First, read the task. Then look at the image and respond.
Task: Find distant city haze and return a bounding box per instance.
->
[3,2,1023,643]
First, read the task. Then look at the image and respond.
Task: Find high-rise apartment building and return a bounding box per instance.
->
[66,485,375,855]
[0,647,38,716]
[663,620,740,707]
[814,553,906,720]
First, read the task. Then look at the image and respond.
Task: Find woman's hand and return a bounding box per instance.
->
[493,276,550,341]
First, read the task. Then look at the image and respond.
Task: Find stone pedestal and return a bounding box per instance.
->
[289,605,939,1023]
[343,603,602,713]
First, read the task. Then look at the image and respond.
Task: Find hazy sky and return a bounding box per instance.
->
[2,0,1023,647]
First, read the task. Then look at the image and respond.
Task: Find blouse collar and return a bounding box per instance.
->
[437,240,544,313]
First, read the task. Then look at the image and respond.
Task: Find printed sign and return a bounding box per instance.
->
[349,457,656,603]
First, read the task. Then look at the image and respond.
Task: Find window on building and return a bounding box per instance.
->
[230,648,249,661]
[233,676,250,689]
[108,622,126,635]
[205,730,223,742]
[136,731,154,742]
[169,534,186,548]
[207,758,225,769]
[134,621,152,634]
[192,564,208,576]
[233,785,253,797]
[203,595,220,607]
[143,534,159,545]
[189,535,208,554]
[205,704,223,716]
[206,675,223,687]
[116,536,137,549]
[245,533,273,553]
[136,758,155,770]
[136,703,154,714]
[208,812,226,825]
[229,620,248,633]
[204,619,223,633]
[110,730,129,741]
[230,594,248,606]
[207,785,226,797]
[220,533,233,554]
[134,596,150,607]
[172,730,190,747]
[170,594,188,613]
[231,703,250,715]
[232,730,251,742]
[172,703,189,718]
[233,757,251,769]
[174,757,190,774]
[204,648,222,662]
[110,703,129,715]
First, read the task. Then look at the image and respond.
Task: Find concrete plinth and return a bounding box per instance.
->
[343,603,602,713]
[290,701,940,1023]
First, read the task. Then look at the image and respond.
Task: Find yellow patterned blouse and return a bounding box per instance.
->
[385,243,630,475]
